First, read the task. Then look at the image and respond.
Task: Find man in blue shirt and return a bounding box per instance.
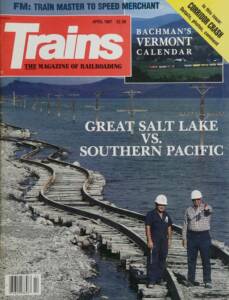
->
[145,194,173,288]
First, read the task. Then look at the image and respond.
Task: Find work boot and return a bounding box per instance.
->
[205,282,212,289]
[157,279,166,286]
[185,280,199,287]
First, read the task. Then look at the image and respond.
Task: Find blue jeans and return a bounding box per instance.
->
[187,231,211,283]
[147,238,168,284]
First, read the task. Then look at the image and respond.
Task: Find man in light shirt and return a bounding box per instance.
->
[182,190,213,288]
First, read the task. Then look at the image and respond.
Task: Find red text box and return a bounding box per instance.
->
[0,15,131,77]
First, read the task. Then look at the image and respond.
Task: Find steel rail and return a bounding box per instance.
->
[2,135,229,265]
[2,136,185,299]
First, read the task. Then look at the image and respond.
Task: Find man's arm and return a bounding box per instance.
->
[204,204,213,216]
[182,210,188,248]
[168,225,172,248]
[145,225,153,249]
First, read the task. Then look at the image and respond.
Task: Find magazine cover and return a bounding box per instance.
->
[0,0,229,299]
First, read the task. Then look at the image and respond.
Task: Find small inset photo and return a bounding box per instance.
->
[126,14,223,83]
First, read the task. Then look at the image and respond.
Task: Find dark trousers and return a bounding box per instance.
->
[187,231,211,283]
[147,238,168,284]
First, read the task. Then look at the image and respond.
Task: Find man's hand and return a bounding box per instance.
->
[204,203,212,216]
[147,240,154,249]
[204,203,210,210]
[168,238,172,249]
[182,239,187,248]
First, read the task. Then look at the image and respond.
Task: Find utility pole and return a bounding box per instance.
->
[18,95,27,109]
[40,101,48,113]
[12,91,16,107]
[117,89,146,134]
[54,94,62,117]
[32,98,37,111]
[69,93,79,122]
[86,91,102,122]
[191,83,213,147]
[47,94,51,115]
[23,97,26,109]
[17,95,26,109]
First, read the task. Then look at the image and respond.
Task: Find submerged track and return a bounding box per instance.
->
[1,130,229,300]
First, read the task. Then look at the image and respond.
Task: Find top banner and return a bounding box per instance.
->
[166,0,229,62]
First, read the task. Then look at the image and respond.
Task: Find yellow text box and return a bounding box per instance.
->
[167,0,228,61]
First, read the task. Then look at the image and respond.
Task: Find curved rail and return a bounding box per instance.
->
[47,155,229,266]
[2,135,184,299]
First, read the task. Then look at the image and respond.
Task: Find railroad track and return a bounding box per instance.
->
[1,129,229,300]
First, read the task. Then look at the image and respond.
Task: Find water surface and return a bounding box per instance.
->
[2,97,229,244]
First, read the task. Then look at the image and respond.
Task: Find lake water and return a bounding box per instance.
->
[90,251,136,300]
[2,96,229,244]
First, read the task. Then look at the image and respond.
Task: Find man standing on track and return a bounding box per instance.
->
[182,190,213,288]
[145,194,173,288]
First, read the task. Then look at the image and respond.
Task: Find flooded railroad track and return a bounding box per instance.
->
[2,135,229,300]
